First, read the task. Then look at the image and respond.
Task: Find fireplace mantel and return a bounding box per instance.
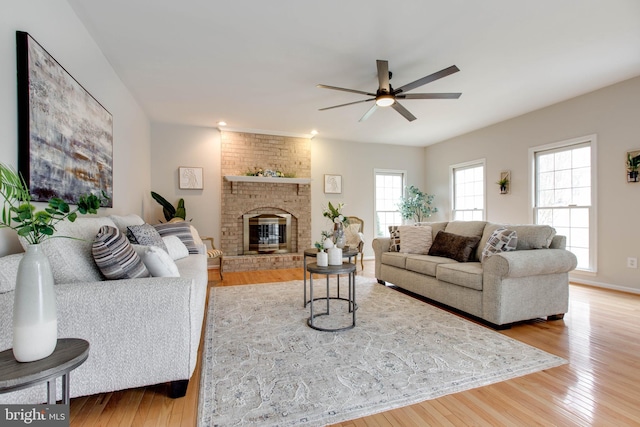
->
[224,175,311,194]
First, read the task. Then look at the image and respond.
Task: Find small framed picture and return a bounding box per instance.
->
[179,167,204,189]
[324,174,342,194]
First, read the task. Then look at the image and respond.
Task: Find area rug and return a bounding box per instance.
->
[197,278,566,427]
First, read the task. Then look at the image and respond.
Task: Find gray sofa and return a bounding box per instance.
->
[373,221,578,327]
[0,215,208,403]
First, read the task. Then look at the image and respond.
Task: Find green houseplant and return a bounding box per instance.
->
[151,191,186,221]
[497,176,510,194]
[0,162,108,362]
[397,185,438,223]
[627,152,640,182]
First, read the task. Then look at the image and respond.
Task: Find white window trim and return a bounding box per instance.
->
[528,134,598,272]
[449,159,486,221]
[373,168,407,236]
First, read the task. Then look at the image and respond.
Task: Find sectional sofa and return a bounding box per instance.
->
[0,214,208,403]
[373,221,578,327]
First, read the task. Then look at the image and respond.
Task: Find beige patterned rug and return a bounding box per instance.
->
[197,278,566,426]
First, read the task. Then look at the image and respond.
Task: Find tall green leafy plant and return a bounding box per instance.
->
[0,163,108,245]
[397,185,438,223]
[151,191,186,222]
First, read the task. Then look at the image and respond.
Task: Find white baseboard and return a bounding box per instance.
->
[570,274,640,295]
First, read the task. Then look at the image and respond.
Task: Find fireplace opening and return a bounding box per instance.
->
[243,213,292,254]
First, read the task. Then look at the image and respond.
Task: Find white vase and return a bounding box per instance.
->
[327,247,342,266]
[316,250,328,267]
[13,244,57,362]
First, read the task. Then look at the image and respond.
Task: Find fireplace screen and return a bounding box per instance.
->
[243,213,292,254]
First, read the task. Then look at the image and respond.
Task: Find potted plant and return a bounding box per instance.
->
[0,162,108,362]
[322,201,349,247]
[397,185,438,223]
[497,176,510,194]
[627,153,639,182]
[151,191,186,221]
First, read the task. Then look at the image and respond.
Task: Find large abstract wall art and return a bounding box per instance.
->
[16,31,113,207]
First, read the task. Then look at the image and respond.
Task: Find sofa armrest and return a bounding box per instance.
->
[372,238,391,278]
[483,249,577,278]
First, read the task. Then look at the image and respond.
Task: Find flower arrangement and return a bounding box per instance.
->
[245,167,295,178]
[0,163,109,245]
[322,201,349,227]
[314,230,333,251]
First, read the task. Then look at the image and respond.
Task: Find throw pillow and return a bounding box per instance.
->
[344,223,362,248]
[93,226,150,280]
[388,225,401,252]
[163,235,190,260]
[428,230,481,263]
[399,225,433,255]
[127,223,167,252]
[481,228,518,263]
[108,214,145,235]
[154,221,199,254]
[134,245,180,277]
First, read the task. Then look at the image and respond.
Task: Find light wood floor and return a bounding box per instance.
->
[68,261,640,426]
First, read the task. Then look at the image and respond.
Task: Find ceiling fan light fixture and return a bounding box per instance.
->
[375,94,395,107]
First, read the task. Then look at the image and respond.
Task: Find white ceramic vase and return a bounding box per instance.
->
[13,244,57,362]
[327,247,342,266]
[316,250,328,267]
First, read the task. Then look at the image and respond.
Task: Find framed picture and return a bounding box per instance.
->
[324,174,342,194]
[16,31,113,206]
[179,167,204,189]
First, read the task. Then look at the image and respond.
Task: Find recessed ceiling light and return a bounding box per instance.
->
[217,121,227,126]
[310,130,318,135]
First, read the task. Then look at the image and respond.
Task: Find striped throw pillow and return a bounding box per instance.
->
[154,221,199,254]
[93,226,150,280]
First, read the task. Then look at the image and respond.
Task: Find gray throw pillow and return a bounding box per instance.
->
[127,223,167,252]
[154,221,199,254]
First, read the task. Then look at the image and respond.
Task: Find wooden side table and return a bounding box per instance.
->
[0,338,89,404]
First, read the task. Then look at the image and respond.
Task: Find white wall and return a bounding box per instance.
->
[0,0,151,256]
[311,137,426,258]
[424,76,640,293]
[150,123,221,242]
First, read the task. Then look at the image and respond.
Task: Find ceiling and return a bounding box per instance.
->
[67,0,640,147]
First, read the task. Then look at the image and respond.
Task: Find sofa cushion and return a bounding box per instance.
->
[416,221,448,239]
[154,221,200,254]
[93,226,150,280]
[399,225,432,254]
[508,224,556,250]
[127,224,167,251]
[436,262,483,291]
[481,228,518,263]
[22,216,116,284]
[0,254,23,294]
[133,245,180,277]
[444,221,487,238]
[428,231,481,263]
[108,214,145,235]
[405,254,458,276]
[381,251,407,269]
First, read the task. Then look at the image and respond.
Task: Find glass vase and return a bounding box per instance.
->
[334,222,346,249]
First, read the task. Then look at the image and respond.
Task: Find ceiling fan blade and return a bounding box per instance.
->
[391,101,417,122]
[359,104,378,122]
[319,98,374,111]
[393,65,460,95]
[396,92,462,99]
[317,84,376,97]
[376,59,390,92]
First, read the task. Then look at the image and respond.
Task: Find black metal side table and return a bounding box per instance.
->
[306,262,357,332]
[303,247,358,307]
[0,338,90,405]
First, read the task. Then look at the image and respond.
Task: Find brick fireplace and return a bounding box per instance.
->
[220,131,312,272]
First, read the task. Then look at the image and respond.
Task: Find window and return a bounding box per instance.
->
[374,170,405,237]
[451,160,485,221]
[531,136,596,272]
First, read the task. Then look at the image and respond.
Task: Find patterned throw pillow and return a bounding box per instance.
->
[93,226,150,280]
[399,225,433,255]
[388,225,401,252]
[127,223,167,252]
[481,228,518,263]
[428,231,481,262]
[154,221,200,254]
[344,223,362,248]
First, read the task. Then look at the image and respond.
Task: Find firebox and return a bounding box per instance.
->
[243,213,292,254]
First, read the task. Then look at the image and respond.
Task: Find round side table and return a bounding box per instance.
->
[0,338,90,405]
[303,247,358,307]
[306,262,357,332]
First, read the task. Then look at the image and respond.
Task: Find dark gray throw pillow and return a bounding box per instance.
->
[428,230,481,262]
[93,226,150,280]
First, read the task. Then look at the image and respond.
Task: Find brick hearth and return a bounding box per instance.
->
[220,131,311,272]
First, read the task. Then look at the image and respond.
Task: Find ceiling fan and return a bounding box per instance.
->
[317,60,461,122]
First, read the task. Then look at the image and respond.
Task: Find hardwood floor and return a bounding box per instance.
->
[69,261,640,426]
